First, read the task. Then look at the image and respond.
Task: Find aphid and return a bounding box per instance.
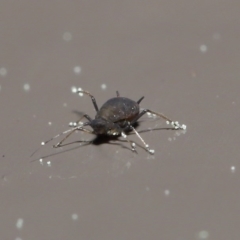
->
[32,89,186,156]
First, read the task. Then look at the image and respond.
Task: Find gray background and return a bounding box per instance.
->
[1,1,240,240]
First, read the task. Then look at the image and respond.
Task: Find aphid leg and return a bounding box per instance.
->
[69,114,92,127]
[30,127,78,157]
[31,125,93,157]
[116,91,120,97]
[131,109,186,130]
[54,126,93,148]
[121,131,137,152]
[76,89,99,112]
[137,96,144,104]
[129,125,155,154]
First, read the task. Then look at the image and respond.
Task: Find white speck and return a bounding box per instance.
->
[78,121,83,126]
[147,112,151,116]
[0,67,7,76]
[23,83,30,91]
[166,121,170,125]
[164,189,170,196]
[200,44,208,53]
[73,66,81,74]
[48,122,52,126]
[231,166,236,172]
[41,142,45,145]
[131,142,136,148]
[77,87,83,96]
[69,122,76,127]
[197,230,209,239]
[71,213,78,220]
[168,137,172,141]
[47,161,51,167]
[63,102,67,107]
[16,218,24,229]
[149,149,155,154]
[145,144,149,148]
[121,132,127,138]
[71,86,77,93]
[101,84,107,90]
[63,32,72,41]
[181,124,187,130]
[39,158,43,164]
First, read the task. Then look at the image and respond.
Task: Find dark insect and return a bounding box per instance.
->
[32,89,186,156]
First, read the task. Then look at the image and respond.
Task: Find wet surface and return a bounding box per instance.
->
[1,1,240,240]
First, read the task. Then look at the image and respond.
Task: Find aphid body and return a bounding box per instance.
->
[91,96,140,136]
[33,89,186,156]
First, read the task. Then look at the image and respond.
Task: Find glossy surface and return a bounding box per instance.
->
[0,1,240,240]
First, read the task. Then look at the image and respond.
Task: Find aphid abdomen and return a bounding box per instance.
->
[96,97,139,123]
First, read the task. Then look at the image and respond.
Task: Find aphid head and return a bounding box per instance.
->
[90,118,121,136]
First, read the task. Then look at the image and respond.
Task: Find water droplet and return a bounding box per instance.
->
[73,66,81,74]
[101,84,107,90]
[200,44,208,53]
[16,218,24,229]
